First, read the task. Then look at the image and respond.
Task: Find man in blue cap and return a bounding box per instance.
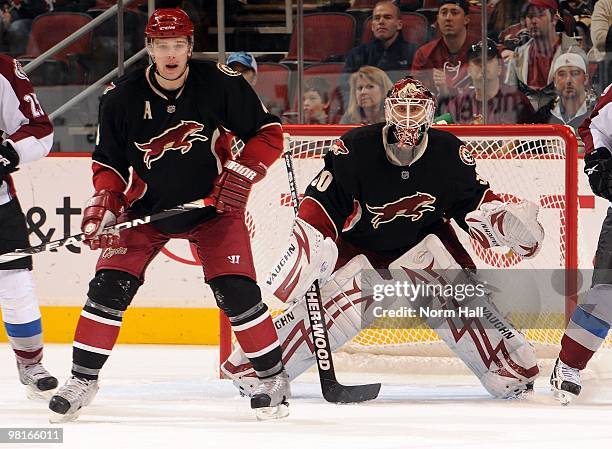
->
[227,51,258,87]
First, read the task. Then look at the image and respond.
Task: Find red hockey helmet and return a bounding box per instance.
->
[145,8,194,40]
[384,77,435,147]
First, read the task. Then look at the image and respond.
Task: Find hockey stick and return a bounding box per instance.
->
[0,200,210,264]
[283,149,381,403]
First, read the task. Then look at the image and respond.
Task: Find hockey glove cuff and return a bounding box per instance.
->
[0,142,20,177]
[584,147,612,201]
[81,189,128,250]
[206,159,267,213]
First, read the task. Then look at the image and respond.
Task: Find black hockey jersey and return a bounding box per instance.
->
[93,60,282,217]
[301,123,491,259]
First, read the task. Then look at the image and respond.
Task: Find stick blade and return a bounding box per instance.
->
[321,380,381,404]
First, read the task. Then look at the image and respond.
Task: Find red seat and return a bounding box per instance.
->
[22,12,92,65]
[349,0,376,10]
[254,63,291,118]
[19,12,93,84]
[361,12,429,46]
[350,0,422,11]
[283,13,356,63]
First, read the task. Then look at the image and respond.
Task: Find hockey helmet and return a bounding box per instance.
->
[145,8,194,40]
[384,77,435,147]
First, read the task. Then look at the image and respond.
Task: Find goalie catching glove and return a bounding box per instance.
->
[206,159,267,213]
[81,189,127,250]
[465,200,544,259]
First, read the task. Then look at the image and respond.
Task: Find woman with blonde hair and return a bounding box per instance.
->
[340,66,393,125]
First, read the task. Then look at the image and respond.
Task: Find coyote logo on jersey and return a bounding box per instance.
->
[135,121,208,169]
[330,139,349,156]
[366,192,436,229]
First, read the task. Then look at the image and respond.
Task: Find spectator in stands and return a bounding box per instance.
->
[505,0,587,111]
[490,0,525,40]
[226,51,258,87]
[590,0,612,55]
[303,77,330,124]
[340,66,393,124]
[4,0,48,55]
[531,52,595,132]
[343,0,417,81]
[411,0,479,109]
[447,39,535,124]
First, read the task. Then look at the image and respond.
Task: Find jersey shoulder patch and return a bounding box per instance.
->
[13,59,29,81]
[217,63,241,77]
[330,138,349,156]
[458,144,475,166]
[102,82,116,96]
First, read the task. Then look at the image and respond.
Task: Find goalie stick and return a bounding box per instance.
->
[0,200,210,264]
[283,148,381,403]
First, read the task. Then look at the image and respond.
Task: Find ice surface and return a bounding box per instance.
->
[2,344,612,449]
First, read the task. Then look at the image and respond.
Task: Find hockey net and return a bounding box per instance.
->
[220,124,590,365]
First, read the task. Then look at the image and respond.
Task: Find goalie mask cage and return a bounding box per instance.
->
[220,124,588,367]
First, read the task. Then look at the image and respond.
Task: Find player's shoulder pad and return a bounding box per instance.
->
[189,59,242,81]
[0,55,29,85]
[333,123,383,159]
[101,68,144,100]
[428,127,468,159]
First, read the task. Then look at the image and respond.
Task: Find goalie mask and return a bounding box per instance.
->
[384,77,435,148]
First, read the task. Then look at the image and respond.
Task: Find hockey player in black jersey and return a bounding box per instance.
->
[49,8,289,422]
[223,77,546,399]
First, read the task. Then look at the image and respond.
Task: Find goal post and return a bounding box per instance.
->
[220,124,580,367]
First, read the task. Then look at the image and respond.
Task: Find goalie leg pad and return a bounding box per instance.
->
[263,218,338,303]
[222,254,382,394]
[389,235,539,398]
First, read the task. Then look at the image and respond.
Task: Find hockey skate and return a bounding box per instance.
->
[250,369,291,420]
[17,361,58,401]
[48,376,99,423]
[550,358,581,405]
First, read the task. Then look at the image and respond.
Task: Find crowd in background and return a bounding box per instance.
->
[1,0,609,134]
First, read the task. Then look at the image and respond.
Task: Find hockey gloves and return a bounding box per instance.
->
[0,142,20,177]
[81,189,128,250]
[206,159,266,213]
[465,200,544,259]
[584,147,612,202]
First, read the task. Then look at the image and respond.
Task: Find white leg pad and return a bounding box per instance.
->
[223,254,382,393]
[389,235,539,398]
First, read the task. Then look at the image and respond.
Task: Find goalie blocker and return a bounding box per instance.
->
[223,233,539,399]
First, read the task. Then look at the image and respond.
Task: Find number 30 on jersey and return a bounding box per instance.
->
[311,170,333,192]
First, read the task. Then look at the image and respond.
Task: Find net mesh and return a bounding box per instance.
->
[228,125,603,360]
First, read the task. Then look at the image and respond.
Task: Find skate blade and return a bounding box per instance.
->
[49,409,81,424]
[255,402,289,421]
[26,385,56,402]
[551,387,577,406]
